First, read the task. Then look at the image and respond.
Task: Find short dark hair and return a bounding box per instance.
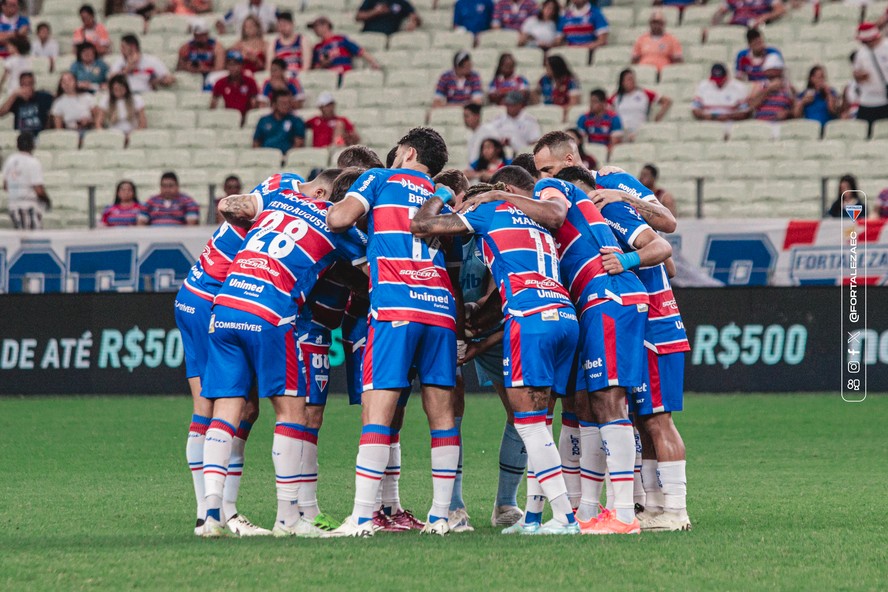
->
[746,28,762,43]
[76,41,97,60]
[331,167,364,203]
[510,153,538,180]
[314,167,343,188]
[434,169,470,197]
[36,21,50,32]
[9,35,29,55]
[533,130,575,155]
[270,89,291,104]
[385,145,398,168]
[18,70,34,84]
[554,166,596,188]
[589,88,607,102]
[224,174,241,186]
[121,34,140,50]
[489,165,535,192]
[161,171,179,185]
[642,163,659,180]
[114,180,138,204]
[337,145,383,169]
[17,131,34,152]
[278,10,293,22]
[397,127,448,177]
[271,57,287,70]
[463,103,482,116]
[79,4,96,16]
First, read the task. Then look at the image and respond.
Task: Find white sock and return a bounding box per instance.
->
[577,422,606,521]
[298,427,320,520]
[658,460,688,518]
[633,428,646,509]
[202,418,235,522]
[524,458,545,524]
[559,413,582,509]
[381,433,402,515]
[600,419,636,524]
[515,410,575,525]
[641,459,664,513]
[605,470,615,510]
[272,423,304,527]
[430,428,460,522]
[186,415,210,520]
[354,424,391,524]
[222,420,251,519]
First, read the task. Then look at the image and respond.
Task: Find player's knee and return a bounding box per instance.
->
[304,404,325,429]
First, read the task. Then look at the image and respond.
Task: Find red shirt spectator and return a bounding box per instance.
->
[210,50,259,118]
[305,92,358,148]
[491,0,538,31]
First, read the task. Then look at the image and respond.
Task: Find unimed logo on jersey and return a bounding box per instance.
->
[399,267,438,281]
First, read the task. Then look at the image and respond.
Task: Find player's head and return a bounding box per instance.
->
[533,130,581,178]
[434,169,469,204]
[385,145,398,168]
[489,165,535,196]
[303,167,342,201]
[510,153,539,180]
[330,167,365,203]
[393,127,448,177]
[554,165,597,193]
[337,145,383,169]
[16,131,34,153]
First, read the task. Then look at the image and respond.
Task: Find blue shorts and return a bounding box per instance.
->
[174,286,213,379]
[362,318,456,391]
[577,299,647,393]
[503,308,579,394]
[631,350,685,416]
[202,306,298,399]
[474,339,504,387]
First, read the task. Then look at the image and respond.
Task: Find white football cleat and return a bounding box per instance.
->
[272,517,324,538]
[636,508,664,530]
[226,514,272,537]
[193,519,205,536]
[420,517,450,536]
[535,519,580,535]
[198,517,227,538]
[491,505,524,527]
[641,511,692,532]
[501,520,539,535]
[448,508,474,533]
[324,516,375,538]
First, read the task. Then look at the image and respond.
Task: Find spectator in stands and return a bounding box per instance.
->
[453,0,494,37]
[72,42,109,92]
[711,0,785,28]
[609,68,671,140]
[536,54,580,108]
[632,9,682,72]
[231,15,267,74]
[141,172,202,227]
[309,17,380,73]
[210,50,259,120]
[96,74,147,135]
[793,65,839,127]
[1,36,30,94]
[433,50,484,107]
[870,185,888,220]
[253,90,305,154]
[489,90,540,153]
[268,11,308,75]
[853,23,888,132]
[518,0,559,49]
[564,127,598,169]
[0,0,29,60]
[51,71,96,131]
[32,22,59,66]
[748,53,795,122]
[556,0,609,50]
[357,0,421,35]
[577,88,623,149]
[177,20,224,76]
[259,58,305,108]
[692,63,751,122]
[734,28,782,83]
[488,52,529,105]
[165,0,213,15]
[0,72,54,134]
[2,132,49,230]
[638,163,677,217]
[214,174,242,223]
[491,0,537,31]
[121,0,156,24]
[467,137,509,182]
[102,180,143,226]
[110,34,174,94]
[826,174,865,218]
[463,103,495,164]
[305,91,360,148]
[216,0,278,35]
[73,4,111,56]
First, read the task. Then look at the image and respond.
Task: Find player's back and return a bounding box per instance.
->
[183,222,249,300]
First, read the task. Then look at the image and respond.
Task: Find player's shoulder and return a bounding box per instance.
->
[533,176,573,197]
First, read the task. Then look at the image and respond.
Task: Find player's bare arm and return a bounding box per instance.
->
[410,196,471,238]
[460,329,504,366]
[589,189,677,234]
[665,257,676,278]
[457,189,567,230]
[217,193,259,228]
[601,229,672,275]
[326,196,365,232]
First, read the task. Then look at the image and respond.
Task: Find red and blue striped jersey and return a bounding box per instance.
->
[140,194,200,225]
[753,82,794,121]
[557,4,608,46]
[435,70,484,105]
[215,194,367,326]
[182,39,217,70]
[726,0,776,26]
[577,109,623,145]
[184,222,250,302]
[345,167,458,331]
[488,74,530,97]
[492,0,538,30]
[533,178,647,315]
[101,203,143,226]
[735,46,783,82]
[0,13,29,57]
[595,172,690,354]
[274,34,305,74]
[251,171,305,195]
[311,35,362,73]
[458,200,573,318]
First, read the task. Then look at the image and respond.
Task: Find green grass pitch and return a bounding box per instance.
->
[1,394,886,591]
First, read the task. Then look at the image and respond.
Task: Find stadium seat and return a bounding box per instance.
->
[178,92,211,110]
[105,14,144,35]
[352,32,389,52]
[685,44,730,66]
[728,121,777,142]
[849,140,888,160]
[144,148,193,169]
[428,107,465,127]
[150,14,190,34]
[659,63,705,84]
[141,92,178,111]
[36,130,80,150]
[301,70,340,92]
[388,31,432,51]
[772,160,823,180]
[704,140,750,160]
[781,42,824,64]
[701,180,748,204]
[193,149,237,169]
[705,26,745,47]
[152,110,198,129]
[800,140,848,160]
[611,142,657,164]
[680,4,720,26]
[82,130,127,150]
[105,149,148,170]
[286,148,331,170]
[556,47,593,68]
[432,30,474,50]
[680,121,727,142]
[593,46,632,67]
[634,122,679,143]
[477,29,520,49]
[341,70,385,89]
[676,160,724,179]
[823,119,869,141]
[525,105,565,126]
[778,119,822,141]
[71,169,117,189]
[382,107,427,127]
[198,109,243,130]
[239,149,285,168]
[128,129,173,149]
[172,129,217,149]
[32,150,53,170]
[872,119,888,140]
[819,2,864,23]
[54,150,97,170]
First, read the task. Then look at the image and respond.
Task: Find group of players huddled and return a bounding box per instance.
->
[174,126,691,538]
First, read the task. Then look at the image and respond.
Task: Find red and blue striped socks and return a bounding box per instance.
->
[429,427,460,523]
[600,418,637,524]
[381,431,401,515]
[203,418,236,522]
[559,412,582,509]
[578,420,606,521]
[354,424,391,524]
[222,420,252,519]
[297,426,321,520]
[515,410,576,525]
[272,422,305,527]
[186,414,211,520]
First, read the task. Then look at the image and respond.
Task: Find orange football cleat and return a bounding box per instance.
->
[582,511,641,535]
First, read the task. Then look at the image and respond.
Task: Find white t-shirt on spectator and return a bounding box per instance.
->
[520,17,558,48]
[692,78,750,116]
[489,110,541,153]
[2,152,44,211]
[223,1,278,33]
[50,93,96,129]
[852,39,888,107]
[611,88,659,134]
[3,55,31,93]
[98,93,145,134]
[32,39,60,58]
[466,122,499,165]
[109,53,170,94]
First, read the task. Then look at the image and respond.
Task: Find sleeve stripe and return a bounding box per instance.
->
[628,223,652,249]
[345,191,371,214]
[456,213,474,233]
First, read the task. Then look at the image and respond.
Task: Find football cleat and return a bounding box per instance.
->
[226,513,272,537]
[193,518,205,537]
[325,516,375,538]
[491,505,524,527]
[390,509,425,530]
[198,516,227,538]
[501,520,540,535]
[636,508,664,529]
[535,519,580,535]
[311,512,342,532]
[372,511,409,532]
[641,511,692,532]
[582,512,641,535]
[272,517,323,538]
[420,518,450,536]
[448,508,475,533]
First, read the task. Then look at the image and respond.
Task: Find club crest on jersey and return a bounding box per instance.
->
[399,267,438,281]
[845,204,863,221]
[238,258,281,277]
[315,374,329,391]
